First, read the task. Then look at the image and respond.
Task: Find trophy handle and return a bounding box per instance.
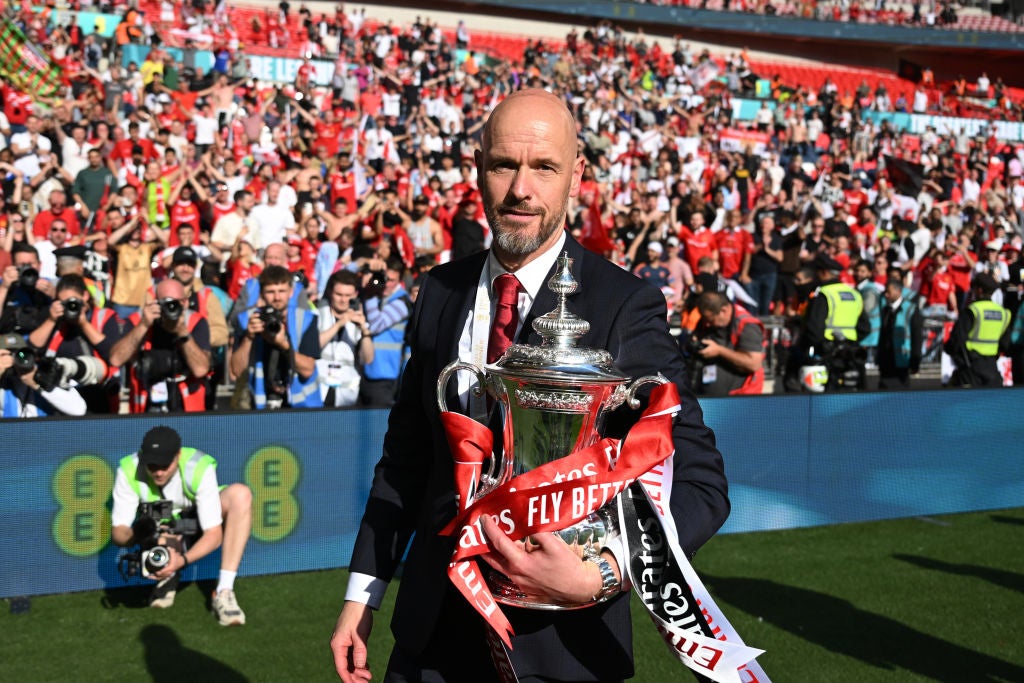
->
[624,373,669,409]
[437,360,499,498]
[436,360,489,413]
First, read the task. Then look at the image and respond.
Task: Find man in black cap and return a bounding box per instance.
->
[169,245,228,350]
[946,272,1011,387]
[53,244,107,308]
[110,425,252,625]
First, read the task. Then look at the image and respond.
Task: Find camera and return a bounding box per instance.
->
[258,305,283,335]
[17,265,39,290]
[158,297,184,323]
[10,349,106,391]
[117,500,198,580]
[62,297,83,322]
[359,265,387,300]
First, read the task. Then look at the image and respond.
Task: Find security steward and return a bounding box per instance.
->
[947,273,1011,387]
[788,254,871,390]
[110,426,251,625]
[692,290,766,396]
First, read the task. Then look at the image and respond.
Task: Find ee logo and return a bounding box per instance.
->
[51,447,301,555]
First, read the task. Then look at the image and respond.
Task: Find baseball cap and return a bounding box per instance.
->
[647,241,664,254]
[138,426,182,469]
[0,333,27,350]
[172,246,198,266]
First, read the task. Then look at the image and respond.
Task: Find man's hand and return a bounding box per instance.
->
[697,338,724,359]
[140,298,161,329]
[330,601,373,683]
[47,298,65,322]
[1,265,17,289]
[478,515,605,605]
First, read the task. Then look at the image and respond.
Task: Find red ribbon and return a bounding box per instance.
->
[440,383,681,648]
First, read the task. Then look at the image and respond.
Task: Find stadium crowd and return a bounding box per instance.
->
[0,0,1022,417]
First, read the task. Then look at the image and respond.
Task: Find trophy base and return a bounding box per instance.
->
[486,511,610,611]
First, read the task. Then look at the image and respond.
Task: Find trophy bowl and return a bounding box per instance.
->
[437,253,666,609]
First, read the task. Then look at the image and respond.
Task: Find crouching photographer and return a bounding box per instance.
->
[26,274,122,413]
[688,291,767,396]
[109,279,212,413]
[111,426,252,625]
[230,265,322,409]
[0,332,88,416]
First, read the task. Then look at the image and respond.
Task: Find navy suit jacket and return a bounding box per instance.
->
[349,234,729,680]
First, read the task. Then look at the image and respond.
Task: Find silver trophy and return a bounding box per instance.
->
[437,253,665,609]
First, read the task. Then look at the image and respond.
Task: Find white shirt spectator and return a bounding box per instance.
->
[250,200,296,248]
[10,130,51,180]
[193,112,219,146]
[61,137,93,178]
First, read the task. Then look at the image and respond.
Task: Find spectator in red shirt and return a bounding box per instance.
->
[677,211,718,272]
[920,249,959,317]
[33,189,82,240]
[715,209,753,280]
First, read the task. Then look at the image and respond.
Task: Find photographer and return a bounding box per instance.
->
[317,270,373,407]
[0,244,54,335]
[359,257,411,407]
[0,332,86,417]
[230,265,322,409]
[27,274,121,413]
[690,291,767,396]
[111,426,251,625]
[109,278,212,413]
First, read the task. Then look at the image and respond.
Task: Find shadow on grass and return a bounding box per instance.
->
[704,575,1024,682]
[893,554,1024,594]
[101,579,219,610]
[140,624,248,682]
[990,514,1024,527]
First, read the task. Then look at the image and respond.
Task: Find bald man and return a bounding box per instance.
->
[110,277,212,412]
[331,90,728,682]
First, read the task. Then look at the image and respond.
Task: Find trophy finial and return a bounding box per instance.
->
[532,252,590,347]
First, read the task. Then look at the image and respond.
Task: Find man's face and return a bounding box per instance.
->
[383,269,401,297]
[51,193,66,212]
[146,455,180,487]
[691,213,704,230]
[699,303,732,329]
[476,93,584,263]
[172,261,196,284]
[329,283,357,314]
[263,282,292,311]
[49,221,69,244]
[239,194,255,213]
[854,264,871,283]
[88,150,102,168]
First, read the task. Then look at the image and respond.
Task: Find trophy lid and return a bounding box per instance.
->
[489,252,628,384]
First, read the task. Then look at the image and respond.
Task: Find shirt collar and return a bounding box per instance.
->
[486,230,567,302]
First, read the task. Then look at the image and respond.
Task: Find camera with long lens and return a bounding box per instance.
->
[117,500,199,580]
[158,297,183,324]
[10,349,106,391]
[258,305,283,335]
[61,297,83,323]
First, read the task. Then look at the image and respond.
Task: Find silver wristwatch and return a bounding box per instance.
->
[584,548,619,602]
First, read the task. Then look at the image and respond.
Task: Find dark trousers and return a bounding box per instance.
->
[359,378,398,407]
